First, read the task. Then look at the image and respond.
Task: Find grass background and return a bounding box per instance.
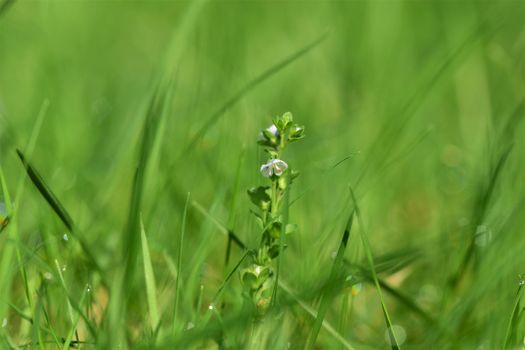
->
[1,0,525,349]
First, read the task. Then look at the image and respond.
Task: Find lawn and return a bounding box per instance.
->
[1,1,525,349]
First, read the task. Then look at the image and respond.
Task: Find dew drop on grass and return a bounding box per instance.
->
[475,225,492,247]
[61,265,67,272]
[86,284,92,293]
[385,325,407,346]
[519,274,525,286]
[208,304,214,310]
[44,272,53,280]
[186,322,194,330]
[1,318,6,328]
[63,233,69,241]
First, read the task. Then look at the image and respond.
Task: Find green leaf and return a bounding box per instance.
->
[266,221,282,239]
[285,223,298,235]
[273,112,293,134]
[281,111,293,125]
[262,129,278,144]
[247,186,271,211]
[289,124,305,141]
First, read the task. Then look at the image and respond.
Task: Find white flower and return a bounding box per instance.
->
[259,124,279,140]
[267,124,278,136]
[260,159,288,177]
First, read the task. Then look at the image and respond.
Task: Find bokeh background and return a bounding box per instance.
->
[1,1,525,349]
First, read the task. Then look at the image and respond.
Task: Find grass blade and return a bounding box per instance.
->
[350,187,401,349]
[140,216,160,331]
[182,32,328,156]
[503,282,525,349]
[0,0,15,18]
[451,143,513,287]
[16,150,73,231]
[106,82,171,347]
[173,192,190,334]
[191,199,354,349]
[61,287,87,350]
[307,211,354,350]
[15,149,104,279]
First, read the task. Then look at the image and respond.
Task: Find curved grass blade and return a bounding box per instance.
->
[503,281,525,349]
[105,81,172,348]
[451,143,513,288]
[355,22,494,189]
[307,210,354,350]
[350,187,401,349]
[182,32,328,156]
[15,149,104,279]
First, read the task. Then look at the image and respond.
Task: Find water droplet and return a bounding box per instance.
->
[1,318,7,328]
[61,265,67,272]
[186,322,194,330]
[519,274,525,286]
[475,224,492,247]
[63,233,69,241]
[86,284,92,293]
[44,272,53,280]
[208,304,214,310]
[385,325,407,346]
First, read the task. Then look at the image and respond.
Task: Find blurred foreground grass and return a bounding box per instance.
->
[1,1,525,349]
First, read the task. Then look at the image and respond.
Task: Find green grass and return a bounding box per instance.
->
[1,1,525,349]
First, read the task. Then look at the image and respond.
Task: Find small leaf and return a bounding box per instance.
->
[262,129,278,144]
[247,186,271,211]
[265,149,279,158]
[285,223,298,235]
[273,112,293,133]
[241,269,259,290]
[267,221,282,239]
[281,112,294,125]
[289,124,305,141]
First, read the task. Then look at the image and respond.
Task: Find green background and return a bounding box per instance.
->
[1,1,524,348]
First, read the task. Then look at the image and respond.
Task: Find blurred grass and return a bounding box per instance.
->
[1,0,525,349]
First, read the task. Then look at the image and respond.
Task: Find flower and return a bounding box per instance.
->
[260,159,288,177]
[259,124,279,141]
[267,124,278,137]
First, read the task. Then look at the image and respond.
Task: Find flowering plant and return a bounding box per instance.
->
[241,112,305,314]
